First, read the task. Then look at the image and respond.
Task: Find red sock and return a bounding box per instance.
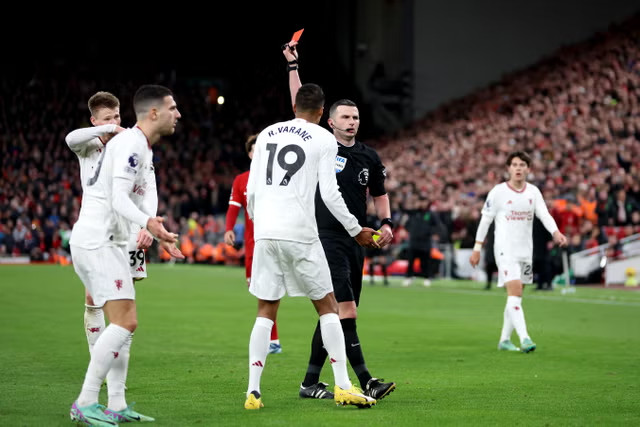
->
[270,321,279,341]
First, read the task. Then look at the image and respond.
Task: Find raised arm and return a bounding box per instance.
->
[534,187,567,247]
[282,41,302,110]
[65,124,123,153]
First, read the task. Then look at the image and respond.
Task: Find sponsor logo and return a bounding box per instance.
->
[513,306,520,311]
[350,343,360,347]
[88,327,101,333]
[251,360,264,367]
[529,198,532,205]
[115,279,123,290]
[136,266,145,272]
[132,184,146,196]
[335,156,347,173]
[113,352,119,359]
[358,168,369,185]
[507,200,513,204]
[329,358,337,364]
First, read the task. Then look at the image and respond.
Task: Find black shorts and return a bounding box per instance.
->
[320,233,364,306]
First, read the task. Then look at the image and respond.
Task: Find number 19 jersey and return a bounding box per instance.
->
[247,118,361,244]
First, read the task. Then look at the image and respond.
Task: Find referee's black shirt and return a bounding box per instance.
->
[315,140,387,237]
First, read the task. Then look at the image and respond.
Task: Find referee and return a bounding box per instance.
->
[283,41,397,401]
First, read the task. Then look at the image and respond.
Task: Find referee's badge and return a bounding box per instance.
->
[335,155,347,173]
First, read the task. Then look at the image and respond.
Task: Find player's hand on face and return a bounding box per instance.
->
[224,230,236,246]
[469,251,481,268]
[160,240,185,259]
[355,227,380,249]
[377,224,393,247]
[553,231,568,247]
[136,228,154,249]
[282,40,298,62]
[146,216,178,243]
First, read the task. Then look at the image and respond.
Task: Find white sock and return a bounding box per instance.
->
[107,333,133,411]
[84,307,105,355]
[247,317,273,396]
[319,313,351,390]
[499,305,514,342]
[77,324,132,407]
[506,296,530,343]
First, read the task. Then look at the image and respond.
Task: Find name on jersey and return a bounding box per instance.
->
[267,126,312,141]
[506,210,533,221]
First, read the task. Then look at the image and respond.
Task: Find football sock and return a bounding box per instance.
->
[499,304,514,342]
[302,321,328,387]
[319,313,351,390]
[77,324,131,407]
[270,321,279,342]
[107,333,133,411]
[247,317,273,396]
[84,306,105,355]
[506,296,530,343]
[341,318,372,388]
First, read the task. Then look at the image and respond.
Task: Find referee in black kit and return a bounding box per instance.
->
[282,40,397,401]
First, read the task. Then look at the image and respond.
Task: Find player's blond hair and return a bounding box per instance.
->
[88,92,120,116]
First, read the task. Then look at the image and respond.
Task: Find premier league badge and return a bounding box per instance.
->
[335,155,346,173]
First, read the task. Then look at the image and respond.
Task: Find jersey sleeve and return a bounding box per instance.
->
[481,187,498,219]
[367,149,387,197]
[225,174,243,231]
[141,165,158,218]
[533,186,559,235]
[111,138,150,228]
[475,187,498,243]
[65,124,115,155]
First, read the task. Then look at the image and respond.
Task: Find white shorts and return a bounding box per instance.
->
[71,244,135,307]
[127,233,148,279]
[496,258,533,287]
[250,239,333,301]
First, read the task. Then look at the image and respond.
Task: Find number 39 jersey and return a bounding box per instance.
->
[247,118,361,244]
[71,127,154,249]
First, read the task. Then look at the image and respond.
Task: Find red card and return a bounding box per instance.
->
[291,28,304,43]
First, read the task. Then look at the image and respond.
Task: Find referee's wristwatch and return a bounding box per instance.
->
[380,218,394,229]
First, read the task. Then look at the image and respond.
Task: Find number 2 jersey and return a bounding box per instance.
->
[70,127,156,249]
[477,182,559,262]
[247,118,361,243]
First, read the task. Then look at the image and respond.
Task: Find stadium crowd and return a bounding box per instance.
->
[1,18,639,283]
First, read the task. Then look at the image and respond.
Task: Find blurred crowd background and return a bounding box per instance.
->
[1,11,638,286]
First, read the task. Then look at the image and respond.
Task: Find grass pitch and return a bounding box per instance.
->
[1,264,639,426]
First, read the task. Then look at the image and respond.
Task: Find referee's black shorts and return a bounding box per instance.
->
[320,232,364,306]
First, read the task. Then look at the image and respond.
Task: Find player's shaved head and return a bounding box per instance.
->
[133,85,174,118]
[295,83,325,113]
[88,91,119,116]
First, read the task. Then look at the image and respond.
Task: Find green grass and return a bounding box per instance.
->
[1,264,639,426]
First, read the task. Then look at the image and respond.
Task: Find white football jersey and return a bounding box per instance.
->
[247,118,361,243]
[66,125,114,192]
[481,182,558,262]
[70,127,155,249]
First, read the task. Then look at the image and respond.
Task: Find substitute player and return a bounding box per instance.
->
[224,134,282,354]
[69,85,183,425]
[470,151,567,352]
[66,92,155,359]
[244,83,380,410]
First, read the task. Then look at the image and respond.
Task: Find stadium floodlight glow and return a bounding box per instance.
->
[217,96,225,105]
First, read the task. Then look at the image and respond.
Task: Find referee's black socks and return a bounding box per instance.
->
[341,318,372,389]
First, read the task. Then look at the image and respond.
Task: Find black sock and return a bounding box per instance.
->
[302,321,327,387]
[341,318,371,388]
